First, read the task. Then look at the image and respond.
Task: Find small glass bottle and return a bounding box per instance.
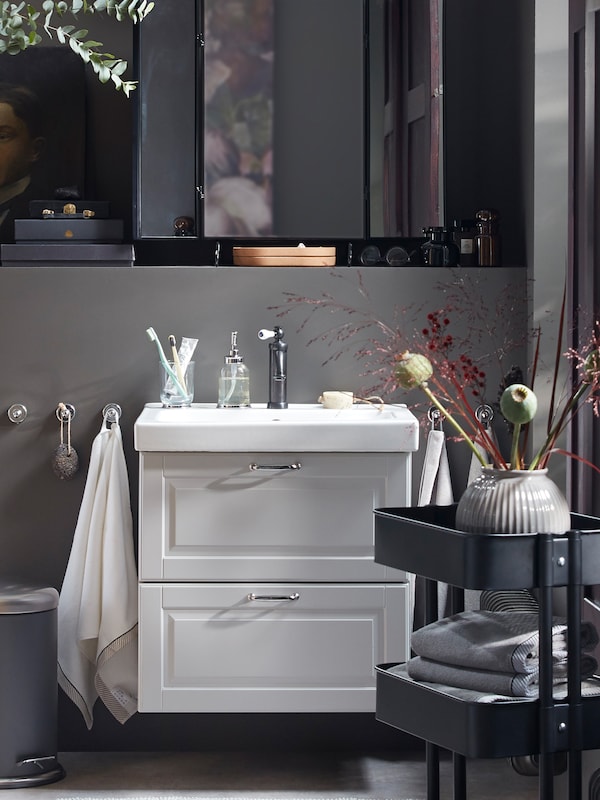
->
[217,331,250,408]
[453,218,477,266]
[421,226,460,266]
[475,209,501,266]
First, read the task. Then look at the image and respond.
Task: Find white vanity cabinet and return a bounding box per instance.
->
[134,403,418,713]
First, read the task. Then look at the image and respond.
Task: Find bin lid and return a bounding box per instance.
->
[0,583,58,614]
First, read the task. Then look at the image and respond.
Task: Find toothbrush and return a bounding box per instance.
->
[169,334,187,389]
[146,327,188,398]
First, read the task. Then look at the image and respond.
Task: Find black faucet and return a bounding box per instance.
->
[258,325,288,409]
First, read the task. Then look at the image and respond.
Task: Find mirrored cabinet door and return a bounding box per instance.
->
[135,0,198,238]
[136,0,367,241]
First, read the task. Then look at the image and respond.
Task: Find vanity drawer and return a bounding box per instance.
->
[138,582,409,713]
[139,452,409,582]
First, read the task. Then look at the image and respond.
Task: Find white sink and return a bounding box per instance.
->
[134,402,419,452]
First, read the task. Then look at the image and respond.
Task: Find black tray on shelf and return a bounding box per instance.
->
[374,505,600,589]
[375,662,600,759]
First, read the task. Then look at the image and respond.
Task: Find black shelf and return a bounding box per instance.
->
[376,663,600,759]
[374,505,600,589]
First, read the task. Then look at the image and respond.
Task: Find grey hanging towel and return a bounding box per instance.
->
[412,427,454,629]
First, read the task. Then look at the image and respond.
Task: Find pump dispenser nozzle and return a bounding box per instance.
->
[225,331,243,363]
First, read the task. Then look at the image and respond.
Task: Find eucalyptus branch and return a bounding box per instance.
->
[0,0,154,94]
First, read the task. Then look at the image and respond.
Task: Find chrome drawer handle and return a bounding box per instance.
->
[249,462,302,471]
[247,592,300,602]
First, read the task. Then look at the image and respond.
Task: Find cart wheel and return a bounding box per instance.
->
[509,753,567,777]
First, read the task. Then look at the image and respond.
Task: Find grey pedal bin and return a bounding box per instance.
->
[0,583,65,787]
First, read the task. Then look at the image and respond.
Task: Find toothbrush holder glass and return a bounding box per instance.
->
[159,361,195,407]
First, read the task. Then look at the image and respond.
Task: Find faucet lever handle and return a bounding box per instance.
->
[258,326,284,341]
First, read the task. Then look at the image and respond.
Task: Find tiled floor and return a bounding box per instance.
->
[4,750,544,799]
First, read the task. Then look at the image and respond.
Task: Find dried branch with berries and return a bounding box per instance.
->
[272,270,600,472]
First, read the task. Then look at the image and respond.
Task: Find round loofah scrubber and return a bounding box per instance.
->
[52,442,79,480]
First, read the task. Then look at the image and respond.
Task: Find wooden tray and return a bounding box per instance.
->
[233,246,336,267]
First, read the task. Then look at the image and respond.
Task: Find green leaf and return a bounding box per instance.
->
[111,58,127,75]
[54,22,78,43]
[77,43,90,61]
[26,4,40,22]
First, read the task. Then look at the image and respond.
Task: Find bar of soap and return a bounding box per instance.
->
[319,391,354,409]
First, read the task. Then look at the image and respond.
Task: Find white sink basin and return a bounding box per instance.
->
[134,402,419,452]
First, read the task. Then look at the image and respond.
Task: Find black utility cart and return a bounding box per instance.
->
[373,504,600,800]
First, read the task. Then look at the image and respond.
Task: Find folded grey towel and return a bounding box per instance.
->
[410,610,599,674]
[406,655,598,698]
[389,662,600,702]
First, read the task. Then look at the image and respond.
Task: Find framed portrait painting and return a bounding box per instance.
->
[0,46,85,243]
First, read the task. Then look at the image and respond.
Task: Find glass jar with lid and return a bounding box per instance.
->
[421,227,460,266]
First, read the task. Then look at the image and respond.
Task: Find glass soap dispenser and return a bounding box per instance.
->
[217,331,250,408]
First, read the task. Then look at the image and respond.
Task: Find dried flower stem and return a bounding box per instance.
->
[272,271,600,473]
[529,382,591,470]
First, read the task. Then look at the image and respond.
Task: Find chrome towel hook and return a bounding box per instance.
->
[427,405,443,431]
[7,403,27,424]
[102,403,122,425]
[475,404,495,426]
[56,402,76,422]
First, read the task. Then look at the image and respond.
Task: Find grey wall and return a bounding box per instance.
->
[531,0,569,492]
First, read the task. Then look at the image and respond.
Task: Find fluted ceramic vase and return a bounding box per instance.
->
[456,468,571,535]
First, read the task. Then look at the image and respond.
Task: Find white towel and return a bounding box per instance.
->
[57,419,138,729]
